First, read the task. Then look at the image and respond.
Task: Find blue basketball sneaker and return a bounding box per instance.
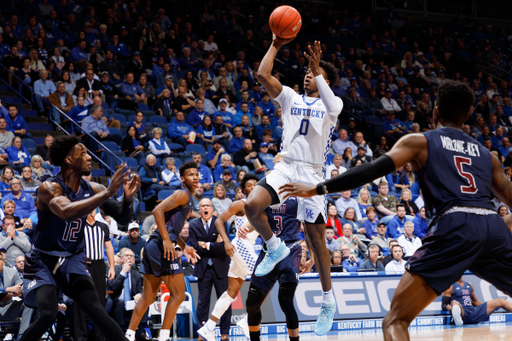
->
[254,241,290,276]
[315,298,336,336]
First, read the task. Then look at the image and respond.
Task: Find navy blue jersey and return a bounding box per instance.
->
[150,188,193,242]
[34,174,96,257]
[417,128,495,220]
[451,281,473,307]
[265,197,300,242]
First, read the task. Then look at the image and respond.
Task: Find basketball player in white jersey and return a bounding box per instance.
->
[197,174,261,341]
[245,37,343,335]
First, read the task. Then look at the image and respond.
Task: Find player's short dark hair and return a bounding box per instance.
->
[319,60,338,88]
[437,80,475,121]
[240,174,260,194]
[49,135,81,167]
[179,161,198,177]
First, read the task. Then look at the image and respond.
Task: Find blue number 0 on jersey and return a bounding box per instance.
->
[299,119,309,135]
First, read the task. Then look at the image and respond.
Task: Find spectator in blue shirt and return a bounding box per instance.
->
[228,126,246,154]
[386,166,410,193]
[233,102,253,127]
[119,73,146,103]
[33,70,56,115]
[1,178,36,220]
[387,205,408,239]
[213,99,234,129]
[340,245,363,272]
[68,95,89,124]
[161,157,182,190]
[258,92,275,117]
[178,47,201,73]
[213,154,236,182]
[412,207,428,239]
[255,114,275,141]
[258,142,275,171]
[192,153,213,191]
[6,136,31,172]
[363,207,380,239]
[139,154,169,196]
[81,105,122,153]
[70,40,88,63]
[384,111,406,141]
[168,111,204,149]
[206,140,228,168]
[188,99,208,129]
[5,105,30,139]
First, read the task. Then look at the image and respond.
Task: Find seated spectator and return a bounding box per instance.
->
[212,115,232,150]
[139,154,168,196]
[233,102,253,127]
[356,188,372,219]
[34,70,56,116]
[206,140,228,168]
[386,166,410,193]
[119,72,146,103]
[381,88,402,113]
[384,111,406,142]
[99,72,119,105]
[68,95,89,124]
[49,81,74,124]
[369,223,392,257]
[121,126,145,162]
[413,207,428,239]
[192,153,213,191]
[0,118,15,150]
[384,244,406,272]
[81,105,122,153]
[340,207,364,235]
[72,86,93,107]
[397,221,422,257]
[147,127,171,161]
[154,88,173,119]
[0,167,14,191]
[5,105,30,139]
[359,244,385,271]
[239,114,258,144]
[332,128,357,155]
[132,111,150,141]
[379,239,400,267]
[0,214,31,265]
[214,168,238,196]
[325,226,338,253]
[20,166,41,195]
[106,247,147,338]
[387,204,409,238]
[172,86,197,115]
[372,181,400,224]
[196,116,215,146]
[340,244,362,272]
[258,142,275,170]
[258,92,274,117]
[403,163,416,185]
[211,183,232,217]
[118,223,146,266]
[138,74,155,105]
[233,139,266,175]
[330,250,344,270]
[341,148,353,169]
[325,203,342,237]
[6,136,31,171]
[400,188,418,216]
[168,111,204,150]
[260,129,279,155]
[213,99,234,129]
[325,154,347,180]
[337,224,367,258]
[188,98,208,128]
[374,135,390,158]
[335,190,362,221]
[191,186,204,217]
[363,207,380,239]
[30,155,52,181]
[76,67,103,98]
[255,114,274,141]
[228,126,246,154]
[161,157,182,190]
[213,154,236,183]
[180,221,190,246]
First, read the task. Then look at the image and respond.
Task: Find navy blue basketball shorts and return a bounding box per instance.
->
[140,238,183,277]
[459,303,489,324]
[23,250,90,308]
[406,212,512,296]
[250,242,301,291]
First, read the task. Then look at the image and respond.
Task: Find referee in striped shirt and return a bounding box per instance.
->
[74,209,116,341]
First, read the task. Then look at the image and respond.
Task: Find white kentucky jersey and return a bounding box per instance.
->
[234,199,259,245]
[275,86,343,166]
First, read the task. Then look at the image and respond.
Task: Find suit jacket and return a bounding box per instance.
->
[0,266,21,307]
[76,78,102,93]
[189,216,230,280]
[106,264,143,301]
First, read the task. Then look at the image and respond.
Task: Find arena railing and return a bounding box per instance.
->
[0,61,33,114]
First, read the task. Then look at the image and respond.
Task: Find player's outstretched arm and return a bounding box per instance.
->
[38,164,128,221]
[279,134,427,198]
[153,190,190,261]
[258,34,294,99]
[470,283,483,306]
[214,200,245,257]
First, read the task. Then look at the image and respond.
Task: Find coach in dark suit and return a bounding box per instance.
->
[106,248,147,337]
[189,198,231,337]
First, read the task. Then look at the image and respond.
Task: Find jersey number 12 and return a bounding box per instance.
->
[454,156,478,194]
[63,219,82,242]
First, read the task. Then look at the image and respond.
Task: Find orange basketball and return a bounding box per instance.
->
[269,6,302,39]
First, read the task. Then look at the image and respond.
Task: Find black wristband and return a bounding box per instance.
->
[320,154,396,194]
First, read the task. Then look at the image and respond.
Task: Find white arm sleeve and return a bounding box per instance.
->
[315,75,343,117]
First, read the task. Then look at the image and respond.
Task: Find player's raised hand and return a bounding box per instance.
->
[272,33,295,50]
[304,40,322,75]
[108,163,129,196]
[123,173,141,201]
[279,182,318,200]
[184,245,201,265]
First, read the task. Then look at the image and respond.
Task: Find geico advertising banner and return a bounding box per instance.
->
[189,272,509,324]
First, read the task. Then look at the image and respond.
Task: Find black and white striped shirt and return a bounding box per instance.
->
[84,221,110,261]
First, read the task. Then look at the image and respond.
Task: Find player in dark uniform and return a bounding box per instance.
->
[21,135,139,341]
[236,197,301,341]
[124,161,201,341]
[279,80,512,341]
[442,276,512,326]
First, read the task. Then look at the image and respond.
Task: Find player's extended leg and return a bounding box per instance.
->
[246,185,290,276]
[246,283,271,341]
[450,300,465,326]
[382,271,438,341]
[126,274,161,341]
[67,274,128,341]
[20,285,59,341]
[278,283,299,340]
[198,277,244,341]
[160,273,187,330]
[304,221,336,336]
[486,297,512,315]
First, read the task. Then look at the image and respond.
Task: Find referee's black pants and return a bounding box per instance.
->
[73,259,107,341]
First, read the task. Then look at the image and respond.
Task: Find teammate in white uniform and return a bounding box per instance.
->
[197,174,260,341]
[245,38,343,336]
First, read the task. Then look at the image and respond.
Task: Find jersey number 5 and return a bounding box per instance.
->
[454,156,478,194]
[63,219,82,242]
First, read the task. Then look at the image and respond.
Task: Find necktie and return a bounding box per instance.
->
[123,273,131,304]
[205,222,213,266]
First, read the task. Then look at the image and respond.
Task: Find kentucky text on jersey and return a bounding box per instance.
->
[290,107,326,119]
[440,136,481,157]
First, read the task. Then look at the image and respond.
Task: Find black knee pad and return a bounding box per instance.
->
[246,284,269,326]
[278,283,299,330]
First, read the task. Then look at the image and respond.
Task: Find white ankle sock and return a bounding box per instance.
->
[159,329,170,341]
[322,290,334,305]
[206,319,216,331]
[266,234,280,250]
[125,329,136,341]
